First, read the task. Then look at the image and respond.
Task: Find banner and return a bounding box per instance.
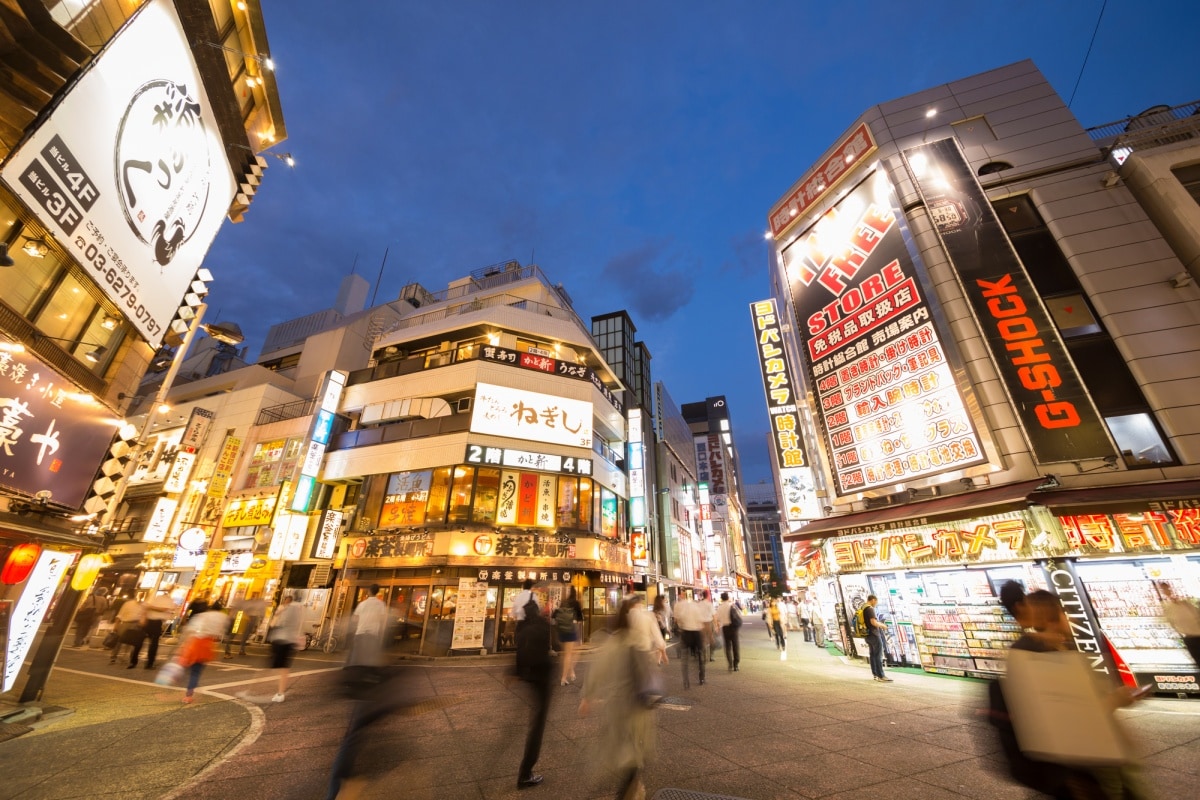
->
[903,139,1113,463]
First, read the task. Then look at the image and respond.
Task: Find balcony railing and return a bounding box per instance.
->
[1086,101,1200,163]
[255,397,318,426]
[328,413,471,451]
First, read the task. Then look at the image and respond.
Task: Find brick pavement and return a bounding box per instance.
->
[3,619,1199,800]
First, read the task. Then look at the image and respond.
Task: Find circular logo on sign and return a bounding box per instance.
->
[473,535,493,556]
[115,80,213,266]
[350,538,368,559]
[178,527,206,550]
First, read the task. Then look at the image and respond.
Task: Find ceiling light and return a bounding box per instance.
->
[157,403,171,414]
[21,236,49,258]
[100,315,119,331]
[925,108,937,118]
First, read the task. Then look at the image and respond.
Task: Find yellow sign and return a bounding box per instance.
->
[208,435,242,498]
[221,492,279,528]
[192,549,226,599]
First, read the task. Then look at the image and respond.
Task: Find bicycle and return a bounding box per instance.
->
[300,621,339,653]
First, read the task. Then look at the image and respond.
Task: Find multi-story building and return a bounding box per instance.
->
[771,60,1200,692]
[654,382,702,598]
[743,480,785,593]
[682,396,755,596]
[320,262,633,655]
[0,0,285,698]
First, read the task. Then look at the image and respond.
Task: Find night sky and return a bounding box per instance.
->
[202,1,1200,486]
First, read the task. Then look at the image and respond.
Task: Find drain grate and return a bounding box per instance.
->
[655,695,693,711]
[652,790,753,800]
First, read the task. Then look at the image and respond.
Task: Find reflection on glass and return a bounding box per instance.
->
[426,467,452,524]
[448,466,474,523]
[1108,413,1174,466]
[578,478,593,532]
[472,468,500,524]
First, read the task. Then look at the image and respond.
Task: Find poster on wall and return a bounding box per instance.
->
[903,139,1113,463]
[449,578,489,651]
[780,169,990,497]
[0,0,238,347]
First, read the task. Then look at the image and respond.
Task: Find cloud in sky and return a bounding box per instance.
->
[602,242,697,322]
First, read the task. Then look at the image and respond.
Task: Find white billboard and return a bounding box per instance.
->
[470,382,593,448]
[0,0,237,347]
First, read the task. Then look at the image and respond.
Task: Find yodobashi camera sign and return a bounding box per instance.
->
[0,0,237,348]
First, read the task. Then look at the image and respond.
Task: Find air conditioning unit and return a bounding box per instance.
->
[457,397,473,414]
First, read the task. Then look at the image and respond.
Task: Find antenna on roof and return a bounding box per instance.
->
[370,247,388,307]
[350,253,359,276]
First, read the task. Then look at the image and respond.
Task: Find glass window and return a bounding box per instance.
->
[1067,338,1153,412]
[447,466,474,523]
[1044,293,1101,337]
[426,467,452,524]
[577,478,593,532]
[1108,413,1176,468]
[556,477,579,529]
[355,474,386,531]
[0,239,62,316]
[471,468,500,524]
[455,337,486,362]
[380,470,432,527]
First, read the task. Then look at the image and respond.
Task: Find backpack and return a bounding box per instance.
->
[854,605,869,637]
[730,605,743,628]
[554,604,575,634]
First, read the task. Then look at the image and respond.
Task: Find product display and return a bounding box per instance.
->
[914,600,1021,677]
[1082,577,1193,670]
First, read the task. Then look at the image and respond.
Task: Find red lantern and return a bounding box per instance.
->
[1,542,43,585]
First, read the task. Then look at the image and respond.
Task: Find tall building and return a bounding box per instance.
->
[319,262,633,655]
[682,396,755,595]
[743,480,785,592]
[770,60,1200,692]
[654,382,702,597]
[0,0,286,698]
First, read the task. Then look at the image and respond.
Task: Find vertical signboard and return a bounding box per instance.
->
[290,371,346,513]
[780,169,989,496]
[0,0,238,347]
[142,496,178,542]
[207,435,242,498]
[312,509,343,559]
[4,549,74,691]
[903,139,1113,463]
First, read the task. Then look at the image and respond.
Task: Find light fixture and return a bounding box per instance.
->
[37,334,108,362]
[100,315,119,331]
[0,242,14,267]
[21,236,49,258]
[202,319,245,345]
[205,42,274,71]
[1,542,41,585]
[84,345,108,363]
[229,141,296,169]
[925,108,937,118]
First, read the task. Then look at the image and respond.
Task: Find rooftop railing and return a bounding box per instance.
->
[1086,101,1200,163]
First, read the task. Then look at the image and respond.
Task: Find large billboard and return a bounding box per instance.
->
[471,383,593,448]
[903,139,1114,463]
[0,341,123,508]
[780,169,989,496]
[0,0,237,347]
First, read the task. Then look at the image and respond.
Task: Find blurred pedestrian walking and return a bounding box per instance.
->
[109,595,146,667]
[768,599,787,652]
[672,591,705,688]
[178,600,227,703]
[514,596,555,789]
[1156,581,1200,667]
[349,585,389,667]
[72,587,107,647]
[510,578,537,621]
[715,591,741,672]
[697,590,716,663]
[225,591,267,657]
[651,594,671,642]
[266,594,304,702]
[623,584,668,666]
[132,590,175,670]
[556,586,584,686]
[580,597,658,800]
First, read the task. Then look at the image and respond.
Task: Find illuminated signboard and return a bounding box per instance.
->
[380,470,432,528]
[479,346,623,413]
[0,0,237,347]
[464,444,592,475]
[207,435,242,499]
[780,169,988,496]
[290,371,346,513]
[162,450,195,494]
[179,407,215,453]
[221,490,279,528]
[769,122,876,238]
[4,549,74,691]
[313,509,343,560]
[627,409,648,527]
[903,139,1113,463]
[470,382,593,448]
[829,514,1030,570]
[0,340,123,508]
[142,496,178,542]
[631,529,648,566]
[779,466,822,522]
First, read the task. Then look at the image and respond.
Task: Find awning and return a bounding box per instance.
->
[1033,478,1200,516]
[783,478,1049,542]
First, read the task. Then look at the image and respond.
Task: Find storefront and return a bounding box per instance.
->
[790,478,1200,695]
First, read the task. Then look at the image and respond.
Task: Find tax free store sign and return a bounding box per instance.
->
[0,0,237,347]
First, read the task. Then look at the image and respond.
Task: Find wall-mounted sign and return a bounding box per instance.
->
[347,531,435,560]
[476,568,575,583]
[769,122,876,238]
[480,346,623,413]
[380,470,431,527]
[207,434,242,499]
[313,509,343,560]
[631,529,648,566]
[627,409,647,528]
[178,527,208,551]
[221,489,279,528]
[179,407,215,453]
[903,139,1113,463]
[750,299,809,479]
[290,371,346,513]
[780,169,989,496]
[829,514,1030,570]
[465,444,592,475]
[0,340,123,508]
[470,382,593,448]
[3,549,74,691]
[142,496,178,542]
[162,450,195,494]
[0,0,237,347]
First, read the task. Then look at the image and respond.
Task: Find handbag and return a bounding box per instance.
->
[154,661,185,686]
[629,644,665,709]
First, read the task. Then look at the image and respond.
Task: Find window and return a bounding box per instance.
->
[471,468,500,524]
[1107,413,1174,467]
[1174,163,1200,208]
[426,467,452,524]
[557,478,579,528]
[447,466,474,523]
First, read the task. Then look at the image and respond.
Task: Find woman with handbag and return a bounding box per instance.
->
[177,600,227,704]
[580,597,659,800]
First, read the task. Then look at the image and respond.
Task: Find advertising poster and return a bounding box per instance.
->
[903,139,1113,463]
[0,0,237,347]
[380,470,431,527]
[780,169,989,496]
[449,578,489,651]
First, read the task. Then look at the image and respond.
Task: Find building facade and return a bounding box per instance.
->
[743,480,785,593]
[772,60,1200,694]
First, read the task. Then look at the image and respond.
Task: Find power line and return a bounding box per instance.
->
[1068,0,1108,108]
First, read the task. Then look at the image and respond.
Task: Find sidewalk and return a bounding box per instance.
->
[3,620,1199,800]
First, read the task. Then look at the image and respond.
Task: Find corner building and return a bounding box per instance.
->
[322,263,633,656]
[772,61,1200,694]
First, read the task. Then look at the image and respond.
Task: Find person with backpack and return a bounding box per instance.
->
[715,591,742,672]
[859,595,892,682]
[555,586,584,686]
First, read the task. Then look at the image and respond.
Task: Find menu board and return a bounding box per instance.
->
[449,578,489,651]
[780,169,988,496]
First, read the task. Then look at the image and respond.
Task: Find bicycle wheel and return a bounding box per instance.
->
[322,635,338,654]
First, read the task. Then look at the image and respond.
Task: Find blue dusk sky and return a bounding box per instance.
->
[202,1,1200,487]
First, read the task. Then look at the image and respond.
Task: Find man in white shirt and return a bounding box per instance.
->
[109,596,146,666]
[351,585,389,667]
[673,591,705,687]
[696,590,717,663]
[624,585,668,665]
[509,579,536,622]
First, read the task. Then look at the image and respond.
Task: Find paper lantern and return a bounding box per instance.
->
[71,553,113,591]
[1,542,42,585]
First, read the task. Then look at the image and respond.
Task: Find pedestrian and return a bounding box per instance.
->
[768,599,787,652]
[623,584,668,666]
[132,590,175,670]
[672,591,705,688]
[580,596,658,800]
[72,587,107,647]
[1156,581,1200,667]
[266,594,304,702]
[651,594,671,641]
[510,578,536,621]
[555,586,584,686]
[178,600,227,704]
[862,595,891,682]
[110,594,146,667]
[786,599,802,632]
[226,591,267,657]
[349,585,389,667]
[514,596,554,789]
[697,590,717,663]
[715,591,742,671]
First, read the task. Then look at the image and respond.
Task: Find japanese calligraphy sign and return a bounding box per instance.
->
[470,382,593,448]
[904,139,1112,463]
[291,371,346,513]
[780,169,988,496]
[476,568,575,583]
[769,122,876,238]
[179,407,214,453]
[4,548,74,691]
[0,0,237,347]
[0,342,120,508]
[142,496,178,542]
[206,434,241,499]
[346,531,436,560]
[829,514,1030,570]
[312,509,343,560]
[465,444,592,475]
[380,470,431,527]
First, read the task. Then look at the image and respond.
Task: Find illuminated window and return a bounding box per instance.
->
[471,468,500,524]
[447,466,475,523]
